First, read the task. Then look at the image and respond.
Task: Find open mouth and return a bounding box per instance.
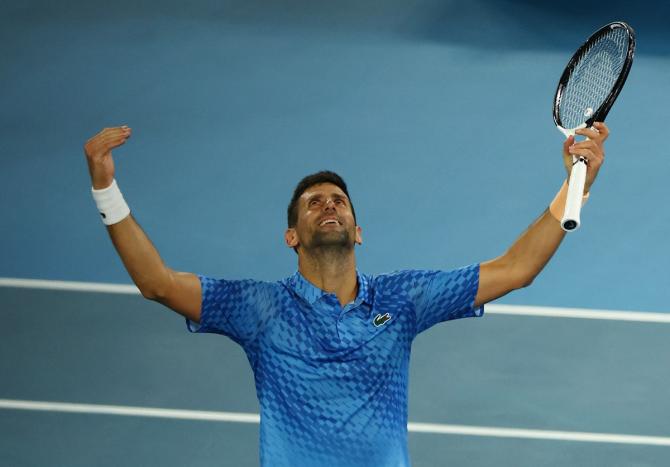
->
[319,218,341,226]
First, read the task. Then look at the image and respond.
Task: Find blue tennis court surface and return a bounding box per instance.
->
[1,285,669,466]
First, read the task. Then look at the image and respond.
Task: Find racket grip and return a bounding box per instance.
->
[561,158,587,231]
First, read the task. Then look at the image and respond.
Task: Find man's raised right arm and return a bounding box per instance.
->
[84,126,201,322]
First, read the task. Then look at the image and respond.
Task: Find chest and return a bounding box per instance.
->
[255,294,415,380]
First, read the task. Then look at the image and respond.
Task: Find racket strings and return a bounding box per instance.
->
[559,28,630,129]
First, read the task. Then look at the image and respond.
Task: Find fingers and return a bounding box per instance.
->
[570,122,607,165]
[99,130,131,148]
[565,122,609,194]
[569,140,604,164]
[86,126,131,144]
[98,126,132,145]
[575,122,609,141]
[84,126,132,158]
[562,135,575,156]
[569,147,597,163]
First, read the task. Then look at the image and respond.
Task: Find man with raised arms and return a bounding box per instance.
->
[84,123,608,467]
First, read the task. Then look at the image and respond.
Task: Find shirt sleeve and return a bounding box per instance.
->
[406,263,483,334]
[185,275,270,346]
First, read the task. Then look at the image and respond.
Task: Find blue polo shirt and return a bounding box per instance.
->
[187,264,483,467]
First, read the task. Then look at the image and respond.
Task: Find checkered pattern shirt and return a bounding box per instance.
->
[187,264,483,466]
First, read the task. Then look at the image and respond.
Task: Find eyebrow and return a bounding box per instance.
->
[305,193,348,203]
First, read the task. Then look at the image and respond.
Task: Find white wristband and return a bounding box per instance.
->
[91,179,131,225]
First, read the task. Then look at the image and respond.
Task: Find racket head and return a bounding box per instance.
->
[553,21,636,132]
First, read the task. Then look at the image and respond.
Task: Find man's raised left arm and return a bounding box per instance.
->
[474,122,609,307]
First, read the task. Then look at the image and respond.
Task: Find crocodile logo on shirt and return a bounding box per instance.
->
[373,312,392,327]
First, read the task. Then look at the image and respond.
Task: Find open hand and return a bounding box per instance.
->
[84,126,132,189]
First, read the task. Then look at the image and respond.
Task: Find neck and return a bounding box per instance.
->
[297,247,358,306]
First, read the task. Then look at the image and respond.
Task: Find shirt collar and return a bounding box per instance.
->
[285,270,373,306]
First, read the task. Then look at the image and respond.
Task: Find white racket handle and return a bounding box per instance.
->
[561,157,587,231]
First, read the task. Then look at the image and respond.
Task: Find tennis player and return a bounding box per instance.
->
[84,123,607,467]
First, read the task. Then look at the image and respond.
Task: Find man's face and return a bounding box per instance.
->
[285,183,362,253]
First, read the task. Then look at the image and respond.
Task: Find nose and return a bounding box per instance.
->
[324,198,336,211]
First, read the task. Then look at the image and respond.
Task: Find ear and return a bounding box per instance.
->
[285,228,299,248]
[355,225,363,245]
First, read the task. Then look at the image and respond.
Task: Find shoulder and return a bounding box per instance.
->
[367,270,438,299]
[372,269,438,286]
[199,275,286,304]
[370,265,480,294]
[374,265,480,283]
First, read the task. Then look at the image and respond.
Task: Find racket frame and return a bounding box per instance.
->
[552,21,636,231]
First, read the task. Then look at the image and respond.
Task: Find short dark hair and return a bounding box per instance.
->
[287,170,356,227]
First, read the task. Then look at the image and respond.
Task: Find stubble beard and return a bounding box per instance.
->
[304,228,354,258]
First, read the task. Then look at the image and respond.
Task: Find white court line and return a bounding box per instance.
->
[407,422,670,447]
[0,277,139,295]
[486,304,670,323]
[0,399,258,424]
[1,277,669,323]
[1,399,669,447]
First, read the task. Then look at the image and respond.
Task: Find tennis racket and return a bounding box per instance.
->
[553,21,635,231]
